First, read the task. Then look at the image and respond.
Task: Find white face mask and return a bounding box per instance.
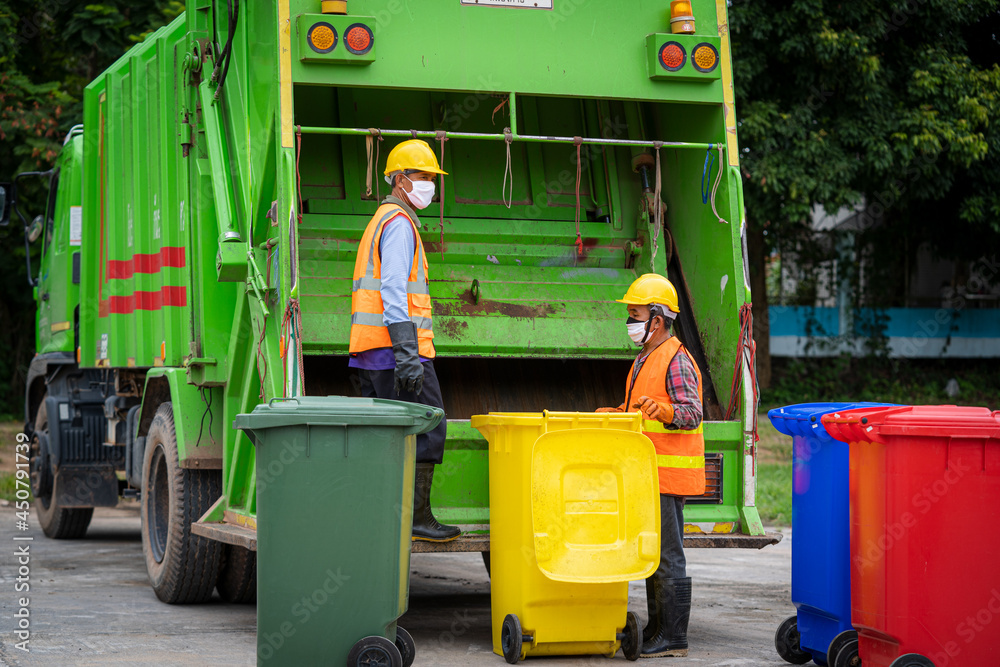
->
[404,177,435,209]
[627,317,651,346]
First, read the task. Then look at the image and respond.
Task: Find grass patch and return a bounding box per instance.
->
[762,357,1000,411]
[0,471,28,504]
[756,463,792,526]
[755,413,792,526]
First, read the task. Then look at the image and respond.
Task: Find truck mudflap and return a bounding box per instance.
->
[52,466,120,508]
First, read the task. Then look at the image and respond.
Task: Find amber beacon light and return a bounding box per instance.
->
[669,0,696,34]
[322,0,347,14]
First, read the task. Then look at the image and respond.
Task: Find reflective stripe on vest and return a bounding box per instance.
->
[349,203,435,357]
[642,420,704,435]
[656,454,704,469]
[351,311,433,332]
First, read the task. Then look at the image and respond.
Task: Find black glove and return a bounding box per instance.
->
[387,321,424,395]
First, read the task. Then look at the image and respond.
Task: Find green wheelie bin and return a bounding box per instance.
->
[233,396,444,667]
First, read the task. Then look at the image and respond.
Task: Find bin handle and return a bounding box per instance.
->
[405,407,445,436]
[268,397,301,407]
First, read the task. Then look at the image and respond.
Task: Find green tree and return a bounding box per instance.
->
[0,1,182,417]
[730,0,1000,386]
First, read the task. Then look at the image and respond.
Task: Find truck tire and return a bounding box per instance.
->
[141,402,223,603]
[32,400,94,539]
[217,544,257,603]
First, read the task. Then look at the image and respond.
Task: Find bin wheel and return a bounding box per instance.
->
[621,610,642,661]
[395,626,416,667]
[775,615,811,665]
[347,635,402,667]
[828,630,860,667]
[889,654,935,667]
[501,614,524,664]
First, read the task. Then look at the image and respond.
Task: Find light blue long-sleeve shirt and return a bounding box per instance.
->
[378,214,415,326]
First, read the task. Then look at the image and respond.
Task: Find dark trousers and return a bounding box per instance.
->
[358,360,447,464]
[656,493,687,579]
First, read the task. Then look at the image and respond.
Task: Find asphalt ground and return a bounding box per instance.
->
[0,504,793,666]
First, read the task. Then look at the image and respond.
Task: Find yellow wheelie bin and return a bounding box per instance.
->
[471,411,660,663]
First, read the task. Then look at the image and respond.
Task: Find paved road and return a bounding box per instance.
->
[0,505,793,666]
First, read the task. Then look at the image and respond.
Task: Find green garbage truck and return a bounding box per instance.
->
[7,0,777,605]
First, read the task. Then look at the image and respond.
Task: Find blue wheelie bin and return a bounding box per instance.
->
[767,402,894,667]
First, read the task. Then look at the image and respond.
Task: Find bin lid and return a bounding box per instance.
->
[233,396,443,436]
[530,428,659,584]
[821,405,1000,444]
[767,403,895,440]
[471,410,643,434]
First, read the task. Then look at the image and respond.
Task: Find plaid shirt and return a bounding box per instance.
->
[630,337,703,430]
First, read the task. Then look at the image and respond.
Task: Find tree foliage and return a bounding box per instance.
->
[729,0,1000,383]
[0,2,182,417]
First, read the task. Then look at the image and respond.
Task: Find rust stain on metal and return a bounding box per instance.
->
[435,290,557,319]
[578,236,599,260]
[438,318,469,338]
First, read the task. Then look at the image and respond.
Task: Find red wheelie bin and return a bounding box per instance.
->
[822,405,1000,667]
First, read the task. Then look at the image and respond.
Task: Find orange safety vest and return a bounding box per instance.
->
[349,199,435,358]
[623,336,706,496]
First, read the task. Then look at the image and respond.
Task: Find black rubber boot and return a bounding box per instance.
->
[641,576,691,658]
[642,575,659,643]
[411,463,461,542]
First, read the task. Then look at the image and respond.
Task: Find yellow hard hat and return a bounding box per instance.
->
[616,273,680,313]
[383,139,448,178]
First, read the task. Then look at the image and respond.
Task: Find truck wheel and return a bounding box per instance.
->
[32,400,93,539]
[217,544,257,603]
[141,402,223,603]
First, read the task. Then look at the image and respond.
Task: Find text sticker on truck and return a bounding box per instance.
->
[69,206,82,246]
[460,0,554,8]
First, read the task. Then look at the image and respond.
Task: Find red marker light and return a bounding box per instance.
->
[344,24,374,55]
[659,42,686,71]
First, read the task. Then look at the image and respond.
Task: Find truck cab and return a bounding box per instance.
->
[14,126,125,539]
[33,127,85,357]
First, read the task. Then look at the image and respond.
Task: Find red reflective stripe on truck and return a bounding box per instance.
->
[106,246,186,279]
[98,286,187,316]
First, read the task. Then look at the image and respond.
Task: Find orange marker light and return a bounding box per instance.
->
[692,43,719,72]
[307,23,338,54]
[659,42,686,71]
[161,341,166,360]
[669,0,696,34]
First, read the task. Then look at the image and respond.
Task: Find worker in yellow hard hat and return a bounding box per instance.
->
[596,273,705,658]
[349,139,460,542]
